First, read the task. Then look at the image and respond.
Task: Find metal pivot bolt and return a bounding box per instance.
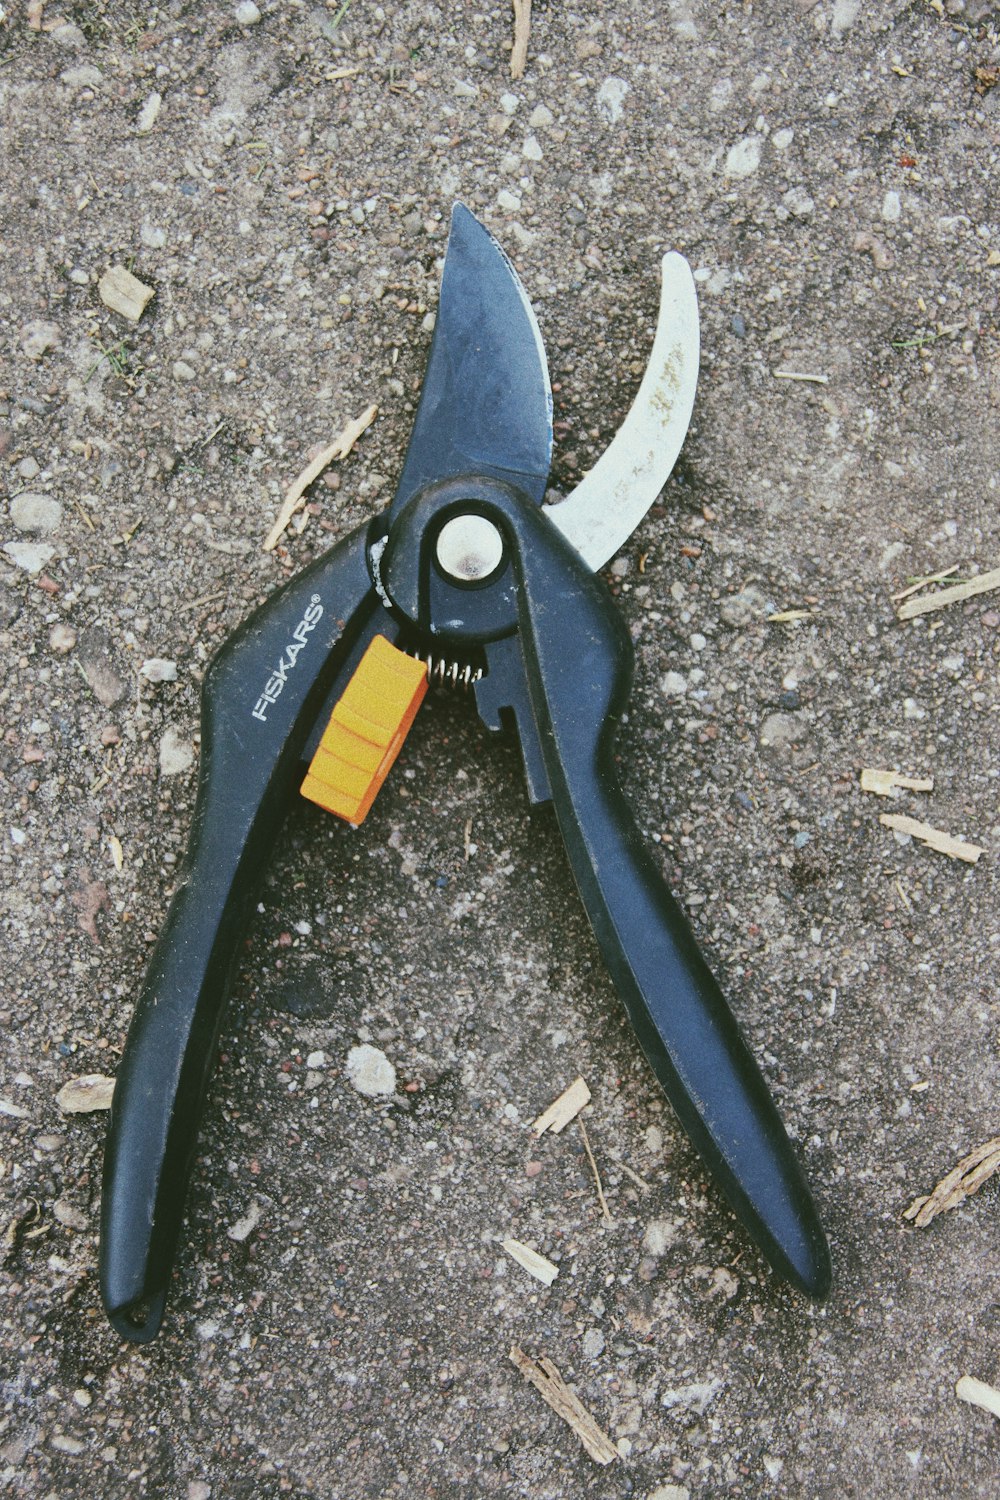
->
[435,513,505,582]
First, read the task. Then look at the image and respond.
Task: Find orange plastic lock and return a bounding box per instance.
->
[300,636,428,825]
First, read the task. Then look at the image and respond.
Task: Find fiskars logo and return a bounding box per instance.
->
[252,594,324,722]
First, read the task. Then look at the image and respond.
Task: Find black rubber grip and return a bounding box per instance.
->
[509,506,830,1297]
[100,521,383,1340]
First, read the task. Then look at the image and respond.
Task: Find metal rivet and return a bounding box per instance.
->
[435,514,505,582]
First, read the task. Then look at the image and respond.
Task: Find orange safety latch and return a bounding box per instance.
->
[300,635,428,825]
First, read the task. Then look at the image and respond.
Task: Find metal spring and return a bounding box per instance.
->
[412,650,483,691]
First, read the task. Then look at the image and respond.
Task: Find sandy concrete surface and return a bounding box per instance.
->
[2,2,999,1496]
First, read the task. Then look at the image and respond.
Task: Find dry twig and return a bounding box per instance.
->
[510,0,531,79]
[880,813,983,865]
[532,1076,591,1136]
[509,1346,618,1465]
[904,1137,1000,1227]
[891,565,959,603]
[578,1116,612,1223]
[263,404,377,551]
[897,564,1000,620]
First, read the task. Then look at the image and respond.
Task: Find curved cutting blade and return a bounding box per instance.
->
[545,252,699,571]
[390,203,553,517]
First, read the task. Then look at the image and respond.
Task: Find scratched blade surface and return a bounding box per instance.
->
[545,253,699,571]
[389,203,553,517]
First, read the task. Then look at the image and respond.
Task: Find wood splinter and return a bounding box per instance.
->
[879,813,983,865]
[904,1137,1000,1227]
[532,1076,591,1136]
[897,564,1000,620]
[860,768,933,798]
[510,0,531,79]
[509,1345,618,1465]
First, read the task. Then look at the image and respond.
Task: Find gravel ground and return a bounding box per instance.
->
[2,2,1000,1496]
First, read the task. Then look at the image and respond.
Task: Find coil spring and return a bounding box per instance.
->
[412,650,483,691]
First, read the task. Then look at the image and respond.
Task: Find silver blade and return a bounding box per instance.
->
[545,252,699,571]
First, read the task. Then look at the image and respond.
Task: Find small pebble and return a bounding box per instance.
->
[235,1,262,23]
[582,1329,605,1359]
[227,1201,261,1243]
[54,1200,89,1231]
[72,1389,92,1409]
[159,726,194,776]
[759,712,804,750]
[661,671,687,698]
[596,76,629,125]
[140,657,178,683]
[136,91,161,134]
[882,189,902,223]
[49,23,87,48]
[20,320,61,360]
[56,1074,115,1114]
[782,186,815,218]
[345,1044,396,1098]
[3,541,56,575]
[51,1434,85,1455]
[50,622,77,653]
[724,134,762,178]
[643,1219,678,1256]
[172,360,197,381]
[18,457,41,480]
[11,493,63,535]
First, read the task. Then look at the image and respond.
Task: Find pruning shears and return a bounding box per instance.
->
[100,205,830,1342]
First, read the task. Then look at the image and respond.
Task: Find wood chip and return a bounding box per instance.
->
[860,768,934,797]
[903,1137,1000,1226]
[509,1346,618,1465]
[56,1074,116,1114]
[510,0,531,79]
[98,265,155,323]
[956,1375,1000,1421]
[897,564,1000,620]
[502,1238,559,1286]
[263,403,377,551]
[767,609,814,623]
[880,814,983,864]
[532,1076,591,1135]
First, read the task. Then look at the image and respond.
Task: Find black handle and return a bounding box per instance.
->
[100,521,384,1340]
[480,498,831,1297]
